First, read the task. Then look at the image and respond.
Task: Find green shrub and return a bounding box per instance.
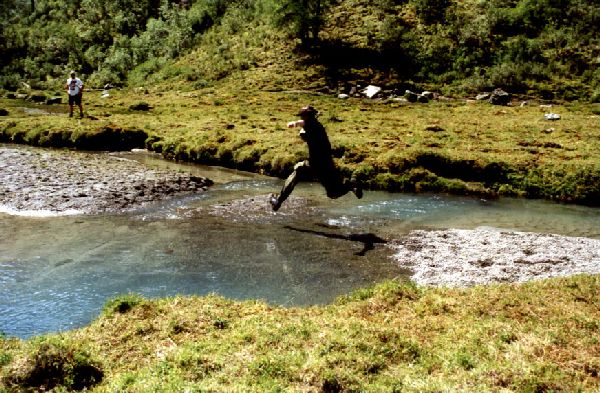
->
[591,88,600,104]
[103,293,145,316]
[412,0,452,24]
[2,338,103,391]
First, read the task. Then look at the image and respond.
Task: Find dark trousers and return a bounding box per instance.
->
[276,160,354,206]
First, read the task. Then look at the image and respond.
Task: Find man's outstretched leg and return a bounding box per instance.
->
[270,160,309,211]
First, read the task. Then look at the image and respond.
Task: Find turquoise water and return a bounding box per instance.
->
[1,152,599,338]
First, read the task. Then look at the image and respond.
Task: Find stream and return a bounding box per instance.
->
[1,149,599,339]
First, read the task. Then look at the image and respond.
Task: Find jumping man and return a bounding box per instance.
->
[269,105,362,211]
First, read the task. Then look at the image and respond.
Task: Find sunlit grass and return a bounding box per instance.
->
[1,276,598,391]
[2,85,598,203]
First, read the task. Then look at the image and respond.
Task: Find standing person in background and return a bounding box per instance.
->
[269,105,362,211]
[65,70,84,118]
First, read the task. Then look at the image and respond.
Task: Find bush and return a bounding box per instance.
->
[1,0,599,99]
[591,88,600,104]
[103,293,145,315]
[0,73,21,91]
[412,0,452,24]
[3,339,103,391]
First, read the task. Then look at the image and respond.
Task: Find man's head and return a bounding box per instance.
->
[297,105,318,119]
[70,71,76,78]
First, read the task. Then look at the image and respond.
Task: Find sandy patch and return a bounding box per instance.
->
[389,228,600,287]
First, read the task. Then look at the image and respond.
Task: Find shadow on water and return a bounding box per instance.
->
[284,225,387,256]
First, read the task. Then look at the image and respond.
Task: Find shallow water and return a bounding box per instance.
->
[1,151,599,338]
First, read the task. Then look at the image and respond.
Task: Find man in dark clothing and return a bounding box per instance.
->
[269,105,362,211]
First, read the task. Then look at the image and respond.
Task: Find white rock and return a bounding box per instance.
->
[362,85,381,99]
[544,113,561,120]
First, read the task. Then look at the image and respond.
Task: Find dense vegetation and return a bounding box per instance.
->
[1,0,599,100]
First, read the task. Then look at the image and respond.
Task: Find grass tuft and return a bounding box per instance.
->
[1,277,599,391]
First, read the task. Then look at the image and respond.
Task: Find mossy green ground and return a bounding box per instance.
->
[1,276,599,391]
[1,87,599,205]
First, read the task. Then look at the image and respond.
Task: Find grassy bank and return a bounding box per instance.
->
[1,88,599,205]
[1,276,598,391]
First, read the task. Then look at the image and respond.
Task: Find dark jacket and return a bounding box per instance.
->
[301,118,334,168]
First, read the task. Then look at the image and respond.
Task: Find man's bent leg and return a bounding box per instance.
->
[323,177,362,200]
[270,160,309,211]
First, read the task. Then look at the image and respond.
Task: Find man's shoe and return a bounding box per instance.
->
[352,181,363,199]
[269,194,281,211]
[353,186,363,199]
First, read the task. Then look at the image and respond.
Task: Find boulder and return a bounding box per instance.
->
[417,94,430,103]
[489,88,511,106]
[362,85,382,99]
[405,90,419,103]
[544,113,561,121]
[425,125,444,132]
[0,108,8,116]
[475,93,491,101]
[421,91,436,100]
[46,97,62,105]
[29,94,47,103]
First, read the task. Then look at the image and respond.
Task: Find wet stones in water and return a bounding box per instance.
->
[0,147,213,214]
[185,194,315,223]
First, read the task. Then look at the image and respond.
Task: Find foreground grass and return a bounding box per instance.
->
[1,86,600,205]
[1,276,598,392]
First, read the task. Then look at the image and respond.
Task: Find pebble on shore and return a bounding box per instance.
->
[0,147,212,215]
[389,228,600,287]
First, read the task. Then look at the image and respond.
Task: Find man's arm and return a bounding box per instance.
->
[287,120,304,128]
